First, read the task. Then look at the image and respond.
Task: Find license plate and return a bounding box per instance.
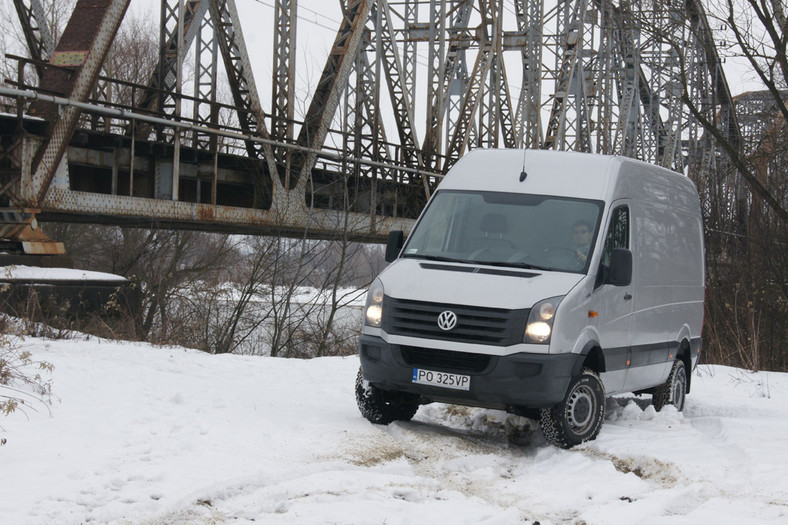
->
[412,368,471,391]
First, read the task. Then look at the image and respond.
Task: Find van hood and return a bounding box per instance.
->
[380,258,584,310]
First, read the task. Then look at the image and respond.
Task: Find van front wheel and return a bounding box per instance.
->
[355,368,420,425]
[540,368,606,449]
[653,360,687,412]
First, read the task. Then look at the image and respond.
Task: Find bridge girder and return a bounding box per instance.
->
[1,0,751,243]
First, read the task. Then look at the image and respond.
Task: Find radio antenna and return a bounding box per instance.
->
[519,147,528,182]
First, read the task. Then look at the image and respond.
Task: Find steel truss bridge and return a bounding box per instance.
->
[0,0,767,250]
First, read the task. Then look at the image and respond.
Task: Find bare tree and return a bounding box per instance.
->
[644,0,788,222]
[635,0,788,371]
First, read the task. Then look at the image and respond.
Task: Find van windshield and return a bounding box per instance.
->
[401,190,604,273]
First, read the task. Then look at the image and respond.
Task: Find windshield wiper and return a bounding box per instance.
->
[470,260,551,272]
[402,254,468,264]
[404,254,551,271]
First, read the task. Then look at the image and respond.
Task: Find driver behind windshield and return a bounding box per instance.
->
[571,220,593,265]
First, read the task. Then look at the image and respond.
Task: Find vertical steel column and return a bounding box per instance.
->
[373,0,421,177]
[514,0,543,149]
[476,0,517,150]
[423,0,446,169]
[607,0,640,158]
[272,0,298,185]
[492,1,518,149]
[135,0,206,126]
[172,0,185,201]
[446,0,474,145]
[192,9,219,203]
[356,36,396,187]
[157,0,180,138]
[478,0,497,149]
[574,0,596,152]
[192,11,219,151]
[659,3,688,169]
[444,2,495,170]
[541,0,600,152]
[543,0,588,150]
[428,0,472,171]
[639,1,663,163]
[593,0,614,154]
[403,0,418,112]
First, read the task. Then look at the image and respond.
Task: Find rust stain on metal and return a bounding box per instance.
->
[39,187,415,242]
[196,205,215,222]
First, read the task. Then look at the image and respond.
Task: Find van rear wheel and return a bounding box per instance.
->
[540,368,606,449]
[355,368,419,425]
[653,360,687,412]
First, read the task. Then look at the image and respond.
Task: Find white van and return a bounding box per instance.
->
[355,149,705,448]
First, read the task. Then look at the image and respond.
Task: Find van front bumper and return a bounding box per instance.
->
[359,334,582,410]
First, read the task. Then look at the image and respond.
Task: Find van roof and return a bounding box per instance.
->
[438,149,644,201]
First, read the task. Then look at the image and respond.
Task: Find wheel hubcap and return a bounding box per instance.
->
[566,384,595,433]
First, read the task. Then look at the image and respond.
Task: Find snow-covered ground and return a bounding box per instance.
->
[2,337,787,525]
[0,265,128,282]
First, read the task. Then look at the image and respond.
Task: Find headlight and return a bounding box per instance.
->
[524,296,564,344]
[364,279,384,327]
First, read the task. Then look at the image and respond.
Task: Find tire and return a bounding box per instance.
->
[653,360,687,412]
[540,368,606,449]
[355,368,419,425]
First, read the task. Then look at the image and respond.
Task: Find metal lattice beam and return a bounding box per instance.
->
[271,0,298,180]
[288,0,372,191]
[4,0,760,241]
[371,0,422,173]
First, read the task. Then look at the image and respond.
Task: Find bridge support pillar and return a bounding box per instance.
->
[0,208,66,256]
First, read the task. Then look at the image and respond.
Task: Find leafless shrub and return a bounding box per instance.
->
[0,318,53,419]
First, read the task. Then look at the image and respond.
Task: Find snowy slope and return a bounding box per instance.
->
[1,338,787,525]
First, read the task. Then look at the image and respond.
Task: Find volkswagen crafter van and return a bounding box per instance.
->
[355,149,704,448]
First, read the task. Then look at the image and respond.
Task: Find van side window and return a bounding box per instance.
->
[596,206,629,286]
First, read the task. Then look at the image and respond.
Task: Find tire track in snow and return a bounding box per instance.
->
[328,405,549,522]
[334,405,623,524]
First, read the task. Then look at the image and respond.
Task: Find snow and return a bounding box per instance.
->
[0,265,127,282]
[2,337,788,524]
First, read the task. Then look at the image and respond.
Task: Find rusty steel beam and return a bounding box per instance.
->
[37,166,414,242]
[288,0,372,191]
[27,0,132,207]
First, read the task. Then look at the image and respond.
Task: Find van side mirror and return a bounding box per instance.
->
[608,248,632,286]
[385,230,404,262]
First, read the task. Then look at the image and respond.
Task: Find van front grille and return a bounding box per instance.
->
[400,346,492,373]
[383,297,528,346]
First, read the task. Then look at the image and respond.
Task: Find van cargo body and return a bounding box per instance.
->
[355,149,705,448]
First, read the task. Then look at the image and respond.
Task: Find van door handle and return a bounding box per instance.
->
[624,293,633,301]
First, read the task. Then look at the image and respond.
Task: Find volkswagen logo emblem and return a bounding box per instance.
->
[437,310,458,331]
